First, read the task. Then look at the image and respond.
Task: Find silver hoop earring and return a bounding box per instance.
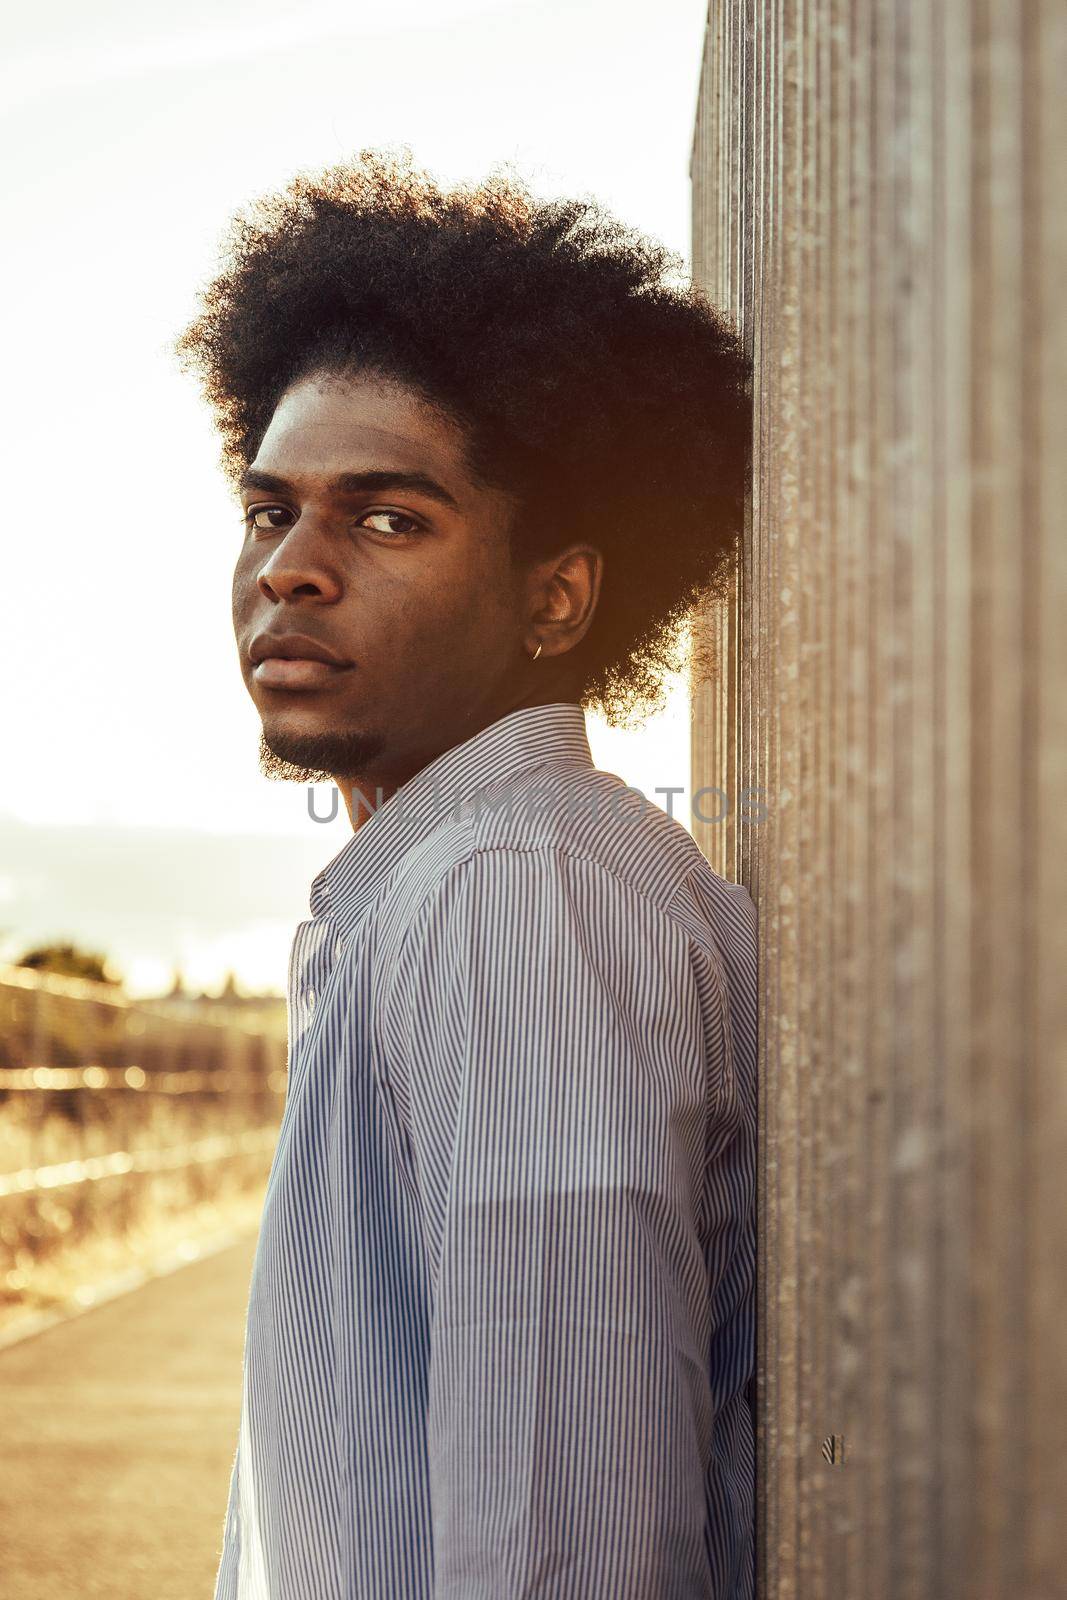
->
[530,641,543,660]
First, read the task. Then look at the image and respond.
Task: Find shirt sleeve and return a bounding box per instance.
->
[382,844,740,1600]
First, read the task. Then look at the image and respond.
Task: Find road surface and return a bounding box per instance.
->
[0,1234,256,1600]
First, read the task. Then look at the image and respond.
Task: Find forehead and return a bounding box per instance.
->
[252,371,472,484]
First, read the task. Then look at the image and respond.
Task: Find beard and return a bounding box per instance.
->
[257,723,385,785]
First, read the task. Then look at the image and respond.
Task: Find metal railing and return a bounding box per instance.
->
[0,963,290,1327]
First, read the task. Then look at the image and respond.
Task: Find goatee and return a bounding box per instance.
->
[257,726,385,784]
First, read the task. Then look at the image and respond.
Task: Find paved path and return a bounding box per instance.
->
[0,1234,256,1600]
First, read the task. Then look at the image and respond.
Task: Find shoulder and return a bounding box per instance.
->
[378,757,752,971]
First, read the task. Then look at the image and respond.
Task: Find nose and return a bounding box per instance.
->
[255,518,342,604]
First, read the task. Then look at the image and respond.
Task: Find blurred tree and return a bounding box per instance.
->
[16,941,123,987]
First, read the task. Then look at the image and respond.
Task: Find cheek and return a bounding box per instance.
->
[439,535,520,628]
[376,549,477,629]
[424,573,511,650]
[231,553,255,618]
[231,558,243,607]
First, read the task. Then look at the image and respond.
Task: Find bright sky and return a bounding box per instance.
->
[1,0,713,990]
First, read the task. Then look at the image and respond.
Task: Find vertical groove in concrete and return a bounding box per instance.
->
[689,3,1066,1594]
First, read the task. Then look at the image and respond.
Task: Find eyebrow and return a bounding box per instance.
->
[238,467,461,512]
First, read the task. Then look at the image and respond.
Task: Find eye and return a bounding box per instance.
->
[239,504,421,539]
[358,509,421,538]
[244,504,293,532]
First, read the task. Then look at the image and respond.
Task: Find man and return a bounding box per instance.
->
[177,148,756,1600]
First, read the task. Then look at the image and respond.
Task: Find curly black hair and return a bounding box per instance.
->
[175,147,750,727]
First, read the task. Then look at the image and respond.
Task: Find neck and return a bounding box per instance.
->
[334,685,578,831]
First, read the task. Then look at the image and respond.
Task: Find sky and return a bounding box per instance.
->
[1,0,714,993]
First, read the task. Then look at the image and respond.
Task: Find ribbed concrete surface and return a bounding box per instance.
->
[0,1236,255,1600]
[689,3,1066,1597]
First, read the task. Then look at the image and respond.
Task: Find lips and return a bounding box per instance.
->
[248,631,352,667]
[253,658,353,690]
[248,630,354,691]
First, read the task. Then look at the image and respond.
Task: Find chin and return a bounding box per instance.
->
[257,722,384,784]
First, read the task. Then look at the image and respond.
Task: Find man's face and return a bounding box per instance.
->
[233,369,532,790]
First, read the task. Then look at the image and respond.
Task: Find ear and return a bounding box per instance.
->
[524,544,603,660]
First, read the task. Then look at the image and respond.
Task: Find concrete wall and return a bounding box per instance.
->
[689,4,1066,1596]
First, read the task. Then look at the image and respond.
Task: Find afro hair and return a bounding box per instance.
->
[175,146,751,727]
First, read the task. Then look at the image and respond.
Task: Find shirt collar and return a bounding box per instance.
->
[309,700,593,932]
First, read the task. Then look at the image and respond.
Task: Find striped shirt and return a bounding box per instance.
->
[213,700,758,1600]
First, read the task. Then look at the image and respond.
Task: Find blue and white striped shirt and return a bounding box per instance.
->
[214,700,757,1600]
